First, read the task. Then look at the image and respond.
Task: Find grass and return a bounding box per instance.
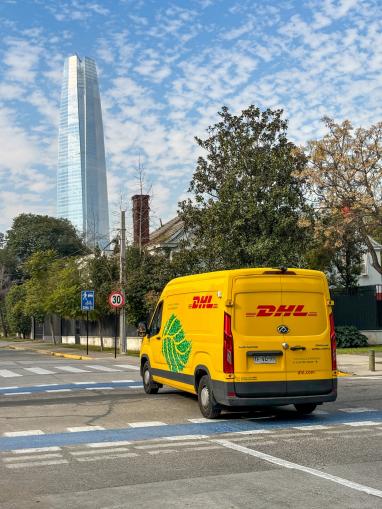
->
[337,345,382,354]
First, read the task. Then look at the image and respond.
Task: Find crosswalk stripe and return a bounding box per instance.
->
[24,367,55,375]
[343,421,380,427]
[12,447,62,454]
[5,460,69,469]
[114,364,140,371]
[128,421,167,428]
[3,430,45,437]
[3,453,62,462]
[339,408,378,413]
[0,370,22,378]
[86,365,120,372]
[54,366,89,373]
[67,426,105,432]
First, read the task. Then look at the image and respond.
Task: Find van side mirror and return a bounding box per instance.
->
[137,322,147,337]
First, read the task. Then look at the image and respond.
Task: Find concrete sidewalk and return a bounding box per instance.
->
[1,339,381,376]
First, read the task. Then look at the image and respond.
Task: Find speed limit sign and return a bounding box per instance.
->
[109,291,125,308]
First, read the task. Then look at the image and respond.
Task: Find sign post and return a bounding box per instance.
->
[81,290,95,356]
[109,291,125,358]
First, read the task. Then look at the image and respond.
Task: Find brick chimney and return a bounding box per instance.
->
[132,194,150,247]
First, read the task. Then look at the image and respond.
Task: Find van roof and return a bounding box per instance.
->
[166,267,325,287]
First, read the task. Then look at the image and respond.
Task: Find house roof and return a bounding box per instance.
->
[148,216,184,247]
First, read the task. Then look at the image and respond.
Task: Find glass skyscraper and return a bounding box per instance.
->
[57,55,109,248]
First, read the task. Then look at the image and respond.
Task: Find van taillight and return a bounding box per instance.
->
[223,312,234,374]
[329,313,337,370]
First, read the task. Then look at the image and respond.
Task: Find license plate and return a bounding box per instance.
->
[254,355,277,364]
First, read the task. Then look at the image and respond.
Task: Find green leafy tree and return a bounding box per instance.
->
[83,248,119,350]
[5,214,87,272]
[179,105,313,270]
[5,285,31,338]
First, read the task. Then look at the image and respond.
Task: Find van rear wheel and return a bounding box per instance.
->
[294,403,317,415]
[198,375,221,419]
[142,361,159,394]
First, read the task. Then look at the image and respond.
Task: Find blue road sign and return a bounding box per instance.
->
[81,290,95,311]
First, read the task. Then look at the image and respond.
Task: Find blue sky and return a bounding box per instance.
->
[0,0,381,241]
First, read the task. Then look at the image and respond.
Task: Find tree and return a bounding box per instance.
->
[301,117,382,276]
[5,285,31,338]
[83,248,119,350]
[179,105,313,270]
[306,210,364,290]
[5,214,87,269]
[125,246,176,326]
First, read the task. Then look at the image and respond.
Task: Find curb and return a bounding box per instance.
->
[6,345,94,361]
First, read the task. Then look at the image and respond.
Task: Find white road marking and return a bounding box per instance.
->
[67,426,105,432]
[70,448,131,456]
[86,365,120,372]
[163,435,208,441]
[3,430,45,437]
[343,421,381,427]
[54,366,89,373]
[188,418,228,423]
[184,445,223,452]
[148,449,177,455]
[24,367,55,375]
[114,364,140,371]
[76,453,138,462]
[128,421,167,428]
[339,408,378,413]
[313,410,329,415]
[86,387,114,390]
[5,460,69,469]
[3,453,62,462]
[0,370,22,378]
[270,432,312,438]
[4,392,31,396]
[74,381,97,385]
[86,441,131,448]
[0,386,18,390]
[12,447,62,454]
[36,384,59,387]
[233,430,272,435]
[127,385,143,389]
[214,439,382,499]
[111,380,134,383]
[46,389,72,393]
[293,425,331,430]
[135,441,210,449]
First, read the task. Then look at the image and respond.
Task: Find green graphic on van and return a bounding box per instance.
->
[162,314,192,373]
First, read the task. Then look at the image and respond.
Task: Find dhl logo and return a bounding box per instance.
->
[189,295,218,309]
[246,305,317,317]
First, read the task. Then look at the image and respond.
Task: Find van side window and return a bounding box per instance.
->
[149,302,163,337]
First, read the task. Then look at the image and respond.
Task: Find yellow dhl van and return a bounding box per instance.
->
[139,268,337,418]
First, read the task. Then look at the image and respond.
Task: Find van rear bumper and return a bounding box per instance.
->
[212,379,337,407]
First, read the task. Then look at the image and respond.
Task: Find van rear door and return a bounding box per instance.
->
[232,271,333,399]
[232,275,287,397]
[279,274,333,396]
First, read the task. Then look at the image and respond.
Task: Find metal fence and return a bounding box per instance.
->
[332,285,382,330]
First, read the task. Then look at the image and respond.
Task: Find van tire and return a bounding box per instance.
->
[142,361,159,394]
[294,403,317,415]
[197,375,221,419]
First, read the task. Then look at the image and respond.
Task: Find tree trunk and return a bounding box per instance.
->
[48,315,56,344]
[0,304,8,338]
[98,319,104,351]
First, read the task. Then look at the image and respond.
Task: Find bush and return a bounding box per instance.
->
[335,326,368,348]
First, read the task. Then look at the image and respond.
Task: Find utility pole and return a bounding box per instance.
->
[119,210,126,353]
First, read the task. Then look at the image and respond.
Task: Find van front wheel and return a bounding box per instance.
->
[294,403,317,415]
[198,375,221,419]
[142,361,159,394]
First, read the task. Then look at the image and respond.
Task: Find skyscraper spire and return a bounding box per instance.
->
[57,55,109,248]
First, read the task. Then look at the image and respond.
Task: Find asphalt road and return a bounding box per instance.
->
[0,348,381,508]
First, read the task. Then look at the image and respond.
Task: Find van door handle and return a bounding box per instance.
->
[290,345,306,351]
[155,336,161,340]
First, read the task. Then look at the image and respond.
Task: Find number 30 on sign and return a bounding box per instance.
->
[109,291,125,308]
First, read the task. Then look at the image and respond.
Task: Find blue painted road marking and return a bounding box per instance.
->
[0,411,381,452]
[0,381,143,395]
